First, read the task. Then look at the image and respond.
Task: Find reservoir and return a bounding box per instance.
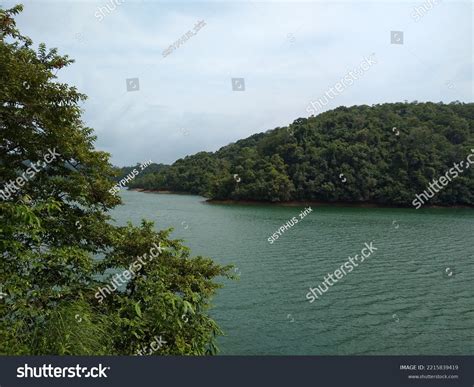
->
[110,190,474,355]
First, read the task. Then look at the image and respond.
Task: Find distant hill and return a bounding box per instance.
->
[127,102,474,206]
[113,162,169,182]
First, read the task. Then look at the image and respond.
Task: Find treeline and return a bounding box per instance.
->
[113,163,169,182]
[128,102,474,206]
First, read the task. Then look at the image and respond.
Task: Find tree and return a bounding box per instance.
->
[130,102,474,206]
[0,4,231,355]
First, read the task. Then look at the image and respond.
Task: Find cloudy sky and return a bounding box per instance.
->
[5,0,473,166]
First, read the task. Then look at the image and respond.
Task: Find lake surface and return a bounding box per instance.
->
[110,190,474,355]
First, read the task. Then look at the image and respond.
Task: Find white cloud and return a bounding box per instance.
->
[6,0,472,165]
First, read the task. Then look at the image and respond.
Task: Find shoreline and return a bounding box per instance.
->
[129,188,193,195]
[205,199,474,209]
[128,189,473,209]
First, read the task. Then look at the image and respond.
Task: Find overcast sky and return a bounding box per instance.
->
[5,0,473,166]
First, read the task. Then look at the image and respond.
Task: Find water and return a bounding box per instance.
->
[110,190,474,355]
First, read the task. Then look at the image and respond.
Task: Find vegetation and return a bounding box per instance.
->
[113,162,169,183]
[129,102,474,206]
[0,5,231,355]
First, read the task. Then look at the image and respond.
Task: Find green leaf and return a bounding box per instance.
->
[134,302,142,318]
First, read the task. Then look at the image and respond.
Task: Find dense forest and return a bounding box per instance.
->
[127,102,474,206]
[114,162,168,182]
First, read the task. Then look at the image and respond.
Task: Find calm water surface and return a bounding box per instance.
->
[110,190,474,355]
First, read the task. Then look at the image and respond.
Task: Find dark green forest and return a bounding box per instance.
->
[114,163,168,182]
[126,102,474,206]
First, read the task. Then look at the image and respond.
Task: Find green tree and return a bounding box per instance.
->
[0,4,231,355]
[131,102,474,206]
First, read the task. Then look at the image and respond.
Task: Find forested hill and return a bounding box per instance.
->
[128,102,474,206]
[113,162,168,182]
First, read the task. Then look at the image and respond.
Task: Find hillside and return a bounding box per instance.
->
[113,162,169,182]
[128,102,474,206]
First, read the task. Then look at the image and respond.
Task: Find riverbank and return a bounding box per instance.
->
[128,189,473,209]
[129,188,192,195]
[205,199,474,209]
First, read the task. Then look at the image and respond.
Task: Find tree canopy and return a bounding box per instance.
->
[129,102,474,206]
[0,4,231,355]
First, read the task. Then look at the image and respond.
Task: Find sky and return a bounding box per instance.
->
[4,0,473,166]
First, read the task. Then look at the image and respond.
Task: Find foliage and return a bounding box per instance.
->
[113,163,169,184]
[0,4,231,355]
[130,103,474,205]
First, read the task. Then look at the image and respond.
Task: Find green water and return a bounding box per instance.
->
[110,190,474,355]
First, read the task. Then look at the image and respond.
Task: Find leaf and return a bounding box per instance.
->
[134,302,142,318]
[183,300,195,315]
